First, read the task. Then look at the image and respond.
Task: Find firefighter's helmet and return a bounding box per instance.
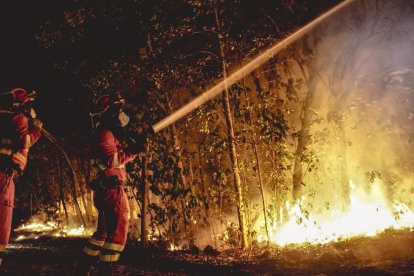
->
[0,87,36,109]
[90,94,127,128]
[11,87,36,108]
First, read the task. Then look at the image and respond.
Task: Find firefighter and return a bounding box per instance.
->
[77,95,146,276]
[0,87,43,268]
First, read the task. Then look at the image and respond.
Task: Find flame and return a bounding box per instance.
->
[257,179,414,246]
[15,235,26,241]
[169,243,178,251]
[54,225,93,237]
[15,219,94,240]
[16,221,58,232]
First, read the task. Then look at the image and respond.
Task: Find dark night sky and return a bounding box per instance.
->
[0,0,340,140]
[0,1,90,138]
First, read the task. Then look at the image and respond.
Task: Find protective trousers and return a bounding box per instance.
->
[0,172,15,265]
[83,186,129,264]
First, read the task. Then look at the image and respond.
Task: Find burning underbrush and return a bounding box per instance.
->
[254,179,414,246]
[14,218,94,241]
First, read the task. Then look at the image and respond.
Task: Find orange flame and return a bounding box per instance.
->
[257,180,414,246]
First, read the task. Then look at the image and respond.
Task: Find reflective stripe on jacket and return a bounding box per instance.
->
[98,129,136,182]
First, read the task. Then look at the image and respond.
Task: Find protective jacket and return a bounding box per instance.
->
[99,129,135,182]
[83,127,137,264]
[0,112,41,253]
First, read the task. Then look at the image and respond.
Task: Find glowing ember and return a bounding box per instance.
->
[257,180,414,246]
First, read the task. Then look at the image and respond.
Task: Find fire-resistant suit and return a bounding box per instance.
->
[83,128,136,265]
[0,112,41,260]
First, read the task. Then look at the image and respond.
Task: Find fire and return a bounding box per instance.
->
[15,219,94,241]
[54,225,92,237]
[16,221,58,232]
[257,179,414,246]
[169,243,178,251]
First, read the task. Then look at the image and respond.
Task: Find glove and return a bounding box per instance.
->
[32,118,43,130]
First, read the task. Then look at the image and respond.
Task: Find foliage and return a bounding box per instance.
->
[22,0,343,246]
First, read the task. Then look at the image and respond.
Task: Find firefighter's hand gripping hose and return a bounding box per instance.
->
[32,118,43,130]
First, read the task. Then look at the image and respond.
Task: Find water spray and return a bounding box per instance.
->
[152,0,357,133]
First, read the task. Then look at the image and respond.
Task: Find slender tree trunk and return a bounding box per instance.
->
[244,75,270,243]
[167,102,190,230]
[42,130,86,226]
[84,158,95,221]
[265,58,278,90]
[56,160,69,225]
[78,157,91,223]
[292,58,315,200]
[218,165,223,232]
[197,145,217,247]
[250,70,263,94]
[141,142,150,247]
[185,125,196,195]
[59,149,86,226]
[338,119,350,208]
[167,102,188,190]
[215,5,249,249]
[197,146,207,197]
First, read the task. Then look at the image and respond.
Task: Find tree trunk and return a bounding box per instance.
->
[184,124,196,195]
[215,5,249,249]
[197,145,217,247]
[84,158,95,221]
[167,101,190,230]
[292,58,315,200]
[56,160,69,225]
[141,142,150,247]
[242,81,270,243]
[78,156,92,223]
[56,146,86,226]
[42,129,86,226]
[337,118,350,208]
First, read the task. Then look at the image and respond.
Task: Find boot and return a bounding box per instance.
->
[75,255,98,276]
[98,261,114,276]
[0,257,6,274]
[0,253,4,272]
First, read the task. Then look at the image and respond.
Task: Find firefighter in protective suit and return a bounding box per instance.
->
[77,95,146,276]
[0,88,43,268]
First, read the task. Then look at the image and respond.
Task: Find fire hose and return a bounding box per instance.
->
[0,109,86,226]
[151,0,356,133]
[0,109,59,147]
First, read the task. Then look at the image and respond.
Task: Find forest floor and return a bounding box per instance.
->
[2,228,414,275]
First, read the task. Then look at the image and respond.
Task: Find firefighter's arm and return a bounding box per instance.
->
[11,113,42,171]
[99,130,136,169]
[13,114,42,146]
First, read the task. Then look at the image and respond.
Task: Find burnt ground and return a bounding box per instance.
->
[2,228,414,275]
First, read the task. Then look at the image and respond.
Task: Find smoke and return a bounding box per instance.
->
[300,0,414,213]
